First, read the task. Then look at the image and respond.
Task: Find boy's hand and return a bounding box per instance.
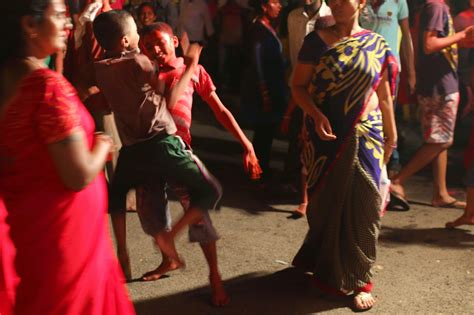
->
[184,43,202,67]
[181,32,202,67]
[180,31,190,53]
[243,149,262,180]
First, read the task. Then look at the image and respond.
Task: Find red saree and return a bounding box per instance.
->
[0,69,134,315]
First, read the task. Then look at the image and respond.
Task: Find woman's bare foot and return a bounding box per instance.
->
[353,291,376,311]
[445,214,474,228]
[209,273,230,307]
[141,258,183,281]
[117,250,132,281]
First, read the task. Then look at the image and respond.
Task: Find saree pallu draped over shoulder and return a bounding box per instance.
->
[293,30,398,292]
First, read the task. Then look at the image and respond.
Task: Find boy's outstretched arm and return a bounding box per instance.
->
[205,92,262,179]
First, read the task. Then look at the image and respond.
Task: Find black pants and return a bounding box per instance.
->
[253,122,278,179]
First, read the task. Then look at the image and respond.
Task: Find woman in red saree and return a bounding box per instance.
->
[0,0,134,314]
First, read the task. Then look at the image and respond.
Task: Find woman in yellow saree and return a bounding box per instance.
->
[291,0,398,311]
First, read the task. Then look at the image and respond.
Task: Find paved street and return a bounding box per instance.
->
[119,113,474,314]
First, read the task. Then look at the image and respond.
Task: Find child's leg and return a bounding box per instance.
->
[134,182,184,281]
[111,212,131,280]
[161,136,228,304]
[140,205,204,280]
[155,136,222,262]
[200,241,230,306]
[154,207,204,265]
[108,146,139,280]
[182,197,228,305]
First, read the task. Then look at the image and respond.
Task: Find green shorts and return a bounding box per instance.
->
[109,134,222,217]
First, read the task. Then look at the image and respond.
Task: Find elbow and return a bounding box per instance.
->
[423,47,434,55]
[423,42,436,55]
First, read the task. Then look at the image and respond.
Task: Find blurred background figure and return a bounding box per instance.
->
[241,0,287,184]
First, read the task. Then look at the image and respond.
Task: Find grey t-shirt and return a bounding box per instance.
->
[95,51,176,146]
[417,0,459,97]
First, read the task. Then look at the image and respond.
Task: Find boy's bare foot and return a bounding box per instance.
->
[353,292,375,311]
[117,250,132,281]
[445,214,474,228]
[141,259,183,281]
[292,203,307,218]
[209,273,230,307]
[156,231,183,266]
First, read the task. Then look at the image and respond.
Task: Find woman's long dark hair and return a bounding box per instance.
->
[0,0,50,68]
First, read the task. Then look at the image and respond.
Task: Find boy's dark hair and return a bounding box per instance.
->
[93,10,134,51]
[137,2,156,16]
[141,22,174,38]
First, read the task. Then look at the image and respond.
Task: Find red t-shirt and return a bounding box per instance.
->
[159,57,216,146]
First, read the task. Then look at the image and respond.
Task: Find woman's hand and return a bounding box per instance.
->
[93,132,114,161]
[312,111,336,141]
[383,141,396,165]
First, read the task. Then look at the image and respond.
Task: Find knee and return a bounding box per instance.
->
[439,141,453,150]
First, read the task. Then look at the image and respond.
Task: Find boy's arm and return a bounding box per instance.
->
[205,91,262,179]
[424,27,474,54]
[166,43,202,109]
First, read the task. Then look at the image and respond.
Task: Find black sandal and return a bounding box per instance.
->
[387,191,410,211]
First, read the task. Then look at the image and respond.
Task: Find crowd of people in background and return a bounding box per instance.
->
[0,0,474,313]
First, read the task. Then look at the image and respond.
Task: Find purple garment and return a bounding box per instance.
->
[417,0,458,97]
[298,30,398,192]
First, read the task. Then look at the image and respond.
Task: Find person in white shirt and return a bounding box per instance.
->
[178,0,214,43]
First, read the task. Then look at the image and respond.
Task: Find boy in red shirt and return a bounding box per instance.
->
[139,22,261,306]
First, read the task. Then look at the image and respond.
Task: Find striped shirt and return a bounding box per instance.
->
[159,57,216,146]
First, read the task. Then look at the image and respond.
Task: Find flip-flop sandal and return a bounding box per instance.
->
[387,191,410,211]
[432,199,466,209]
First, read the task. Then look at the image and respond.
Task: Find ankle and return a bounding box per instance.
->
[209,272,222,281]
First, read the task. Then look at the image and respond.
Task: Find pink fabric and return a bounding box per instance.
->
[109,0,125,10]
[0,198,15,315]
[0,69,134,315]
[159,57,216,146]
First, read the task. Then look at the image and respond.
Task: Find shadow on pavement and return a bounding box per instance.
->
[134,268,350,315]
[379,226,474,249]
